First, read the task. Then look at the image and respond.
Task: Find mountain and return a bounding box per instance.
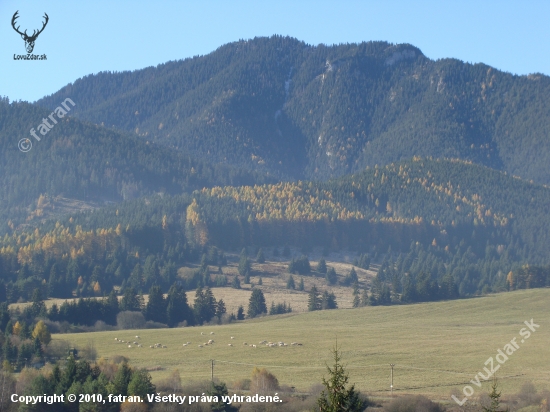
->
[0,99,273,232]
[38,36,550,183]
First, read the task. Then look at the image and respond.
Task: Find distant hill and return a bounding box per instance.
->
[38,36,550,183]
[0,100,273,232]
[6,157,545,302]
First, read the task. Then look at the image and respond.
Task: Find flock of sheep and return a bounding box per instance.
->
[114,336,145,348]
[113,332,303,350]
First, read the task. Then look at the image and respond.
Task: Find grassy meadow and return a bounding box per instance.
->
[51,288,550,399]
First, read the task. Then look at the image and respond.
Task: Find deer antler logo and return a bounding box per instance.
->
[11,11,49,54]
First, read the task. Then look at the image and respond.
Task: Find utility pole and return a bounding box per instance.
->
[390,364,395,397]
[211,359,214,381]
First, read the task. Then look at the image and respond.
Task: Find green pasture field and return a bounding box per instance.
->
[52,288,550,399]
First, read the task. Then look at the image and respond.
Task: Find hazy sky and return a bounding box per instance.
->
[1,0,549,102]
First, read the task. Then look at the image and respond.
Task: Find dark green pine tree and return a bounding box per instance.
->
[104,290,119,325]
[30,288,46,318]
[326,267,338,285]
[308,285,320,311]
[379,284,392,305]
[193,287,216,324]
[247,289,267,318]
[287,275,296,289]
[352,284,361,308]
[317,258,327,274]
[239,249,251,280]
[321,290,338,310]
[208,381,239,412]
[482,377,507,412]
[204,287,218,321]
[256,248,265,264]
[145,285,167,324]
[120,287,141,311]
[166,283,191,327]
[347,267,358,285]
[298,277,305,291]
[231,276,241,289]
[193,287,205,324]
[215,299,226,320]
[316,344,366,412]
[360,289,369,307]
[112,361,133,397]
[237,305,245,320]
[127,369,156,402]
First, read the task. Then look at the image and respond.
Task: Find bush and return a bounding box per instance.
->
[250,367,279,394]
[117,311,146,329]
[43,339,70,359]
[144,321,168,329]
[111,355,129,364]
[384,395,445,412]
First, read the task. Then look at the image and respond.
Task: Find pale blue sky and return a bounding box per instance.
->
[1,0,549,102]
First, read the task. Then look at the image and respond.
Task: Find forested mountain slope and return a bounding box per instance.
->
[3,158,549,303]
[0,100,273,232]
[38,36,550,183]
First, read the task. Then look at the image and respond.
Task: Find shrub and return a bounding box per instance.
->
[250,367,279,394]
[384,395,445,412]
[117,311,146,330]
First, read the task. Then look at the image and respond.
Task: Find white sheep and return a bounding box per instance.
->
[136,336,140,339]
[201,332,205,335]
[208,339,214,344]
[210,332,214,335]
[128,345,131,348]
[252,344,257,348]
[198,345,203,348]
[230,336,235,340]
[228,344,233,346]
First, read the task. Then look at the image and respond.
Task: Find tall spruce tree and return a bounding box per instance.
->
[120,287,141,311]
[166,283,191,327]
[317,258,327,274]
[316,344,365,412]
[145,285,167,324]
[247,289,267,318]
[308,285,321,311]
